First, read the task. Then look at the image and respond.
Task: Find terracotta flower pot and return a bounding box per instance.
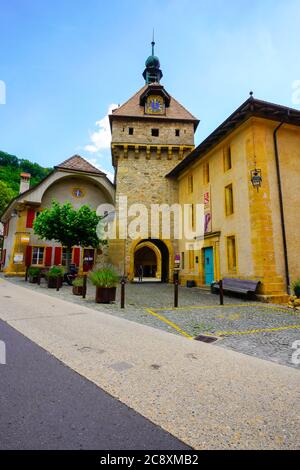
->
[95,286,116,304]
[72,285,83,296]
[48,277,63,289]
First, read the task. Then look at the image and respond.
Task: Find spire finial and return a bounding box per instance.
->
[143,31,163,84]
[151,29,155,56]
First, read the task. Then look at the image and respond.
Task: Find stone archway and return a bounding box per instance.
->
[134,241,162,281]
[130,239,172,283]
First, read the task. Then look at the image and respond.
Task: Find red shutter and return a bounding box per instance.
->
[25,246,32,267]
[3,221,9,237]
[1,249,6,266]
[73,247,80,267]
[26,209,35,229]
[45,247,52,266]
[54,247,62,265]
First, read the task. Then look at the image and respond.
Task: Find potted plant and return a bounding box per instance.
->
[89,266,119,303]
[28,266,41,284]
[47,266,65,289]
[72,276,84,296]
[292,279,300,299]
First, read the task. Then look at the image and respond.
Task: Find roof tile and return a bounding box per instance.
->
[56,155,105,175]
[111,84,199,124]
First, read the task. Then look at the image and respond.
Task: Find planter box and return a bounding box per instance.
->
[48,277,63,289]
[29,276,38,284]
[95,286,116,304]
[72,285,84,296]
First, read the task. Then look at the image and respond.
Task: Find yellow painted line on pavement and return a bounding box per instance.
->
[145,308,193,339]
[155,304,251,312]
[216,324,300,337]
[154,303,297,316]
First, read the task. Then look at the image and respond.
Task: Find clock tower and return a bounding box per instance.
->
[109,40,199,282]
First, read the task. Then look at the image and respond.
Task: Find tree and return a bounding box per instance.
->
[33,200,105,271]
[0,180,15,216]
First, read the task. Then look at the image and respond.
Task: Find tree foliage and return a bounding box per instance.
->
[33,200,104,250]
[0,150,52,196]
[0,180,15,215]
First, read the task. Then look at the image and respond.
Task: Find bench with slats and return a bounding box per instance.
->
[211,278,261,298]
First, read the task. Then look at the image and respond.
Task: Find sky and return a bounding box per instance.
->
[1,0,300,180]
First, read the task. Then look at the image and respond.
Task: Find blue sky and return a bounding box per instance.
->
[0,0,300,179]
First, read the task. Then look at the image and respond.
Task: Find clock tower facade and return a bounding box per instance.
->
[109,42,199,281]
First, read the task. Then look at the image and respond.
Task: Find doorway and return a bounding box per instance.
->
[204,247,214,285]
[133,239,170,283]
[134,246,157,279]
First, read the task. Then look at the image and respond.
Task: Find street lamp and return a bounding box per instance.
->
[251,169,262,190]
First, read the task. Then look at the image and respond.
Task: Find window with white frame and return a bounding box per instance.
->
[32,247,44,265]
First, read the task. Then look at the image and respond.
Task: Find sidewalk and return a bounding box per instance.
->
[0,277,299,450]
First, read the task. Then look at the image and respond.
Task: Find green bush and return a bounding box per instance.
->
[292,279,300,298]
[72,276,84,287]
[89,266,119,288]
[47,266,65,278]
[28,266,41,277]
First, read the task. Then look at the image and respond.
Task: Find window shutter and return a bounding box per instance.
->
[25,246,32,267]
[73,247,80,267]
[45,247,52,266]
[1,249,6,266]
[3,221,9,237]
[54,247,62,265]
[26,209,35,229]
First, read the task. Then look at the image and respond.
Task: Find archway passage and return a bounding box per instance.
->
[134,246,158,279]
[133,239,170,283]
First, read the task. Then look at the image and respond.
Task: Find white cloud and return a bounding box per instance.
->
[85,103,118,154]
[85,156,115,183]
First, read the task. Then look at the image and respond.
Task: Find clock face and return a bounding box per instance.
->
[145,95,165,115]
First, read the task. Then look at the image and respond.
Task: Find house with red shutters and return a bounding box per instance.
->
[0,155,114,276]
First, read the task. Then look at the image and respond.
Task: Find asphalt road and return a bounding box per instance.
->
[0,319,189,450]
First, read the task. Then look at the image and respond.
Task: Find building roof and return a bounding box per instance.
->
[167,96,300,177]
[55,155,105,175]
[110,84,199,129]
[1,155,114,221]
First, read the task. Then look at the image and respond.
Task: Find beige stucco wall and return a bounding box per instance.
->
[41,175,109,210]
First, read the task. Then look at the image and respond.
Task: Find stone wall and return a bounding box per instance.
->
[109,118,195,280]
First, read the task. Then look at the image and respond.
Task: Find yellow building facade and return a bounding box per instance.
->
[169,98,300,302]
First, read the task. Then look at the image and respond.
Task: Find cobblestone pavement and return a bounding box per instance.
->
[4,276,300,369]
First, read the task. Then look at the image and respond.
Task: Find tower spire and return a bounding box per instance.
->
[143,33,163,85]
[151,29,155,56]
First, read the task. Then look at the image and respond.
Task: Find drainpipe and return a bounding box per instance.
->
[273,122,290,295]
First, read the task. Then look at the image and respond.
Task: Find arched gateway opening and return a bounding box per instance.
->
[133,239,170,283]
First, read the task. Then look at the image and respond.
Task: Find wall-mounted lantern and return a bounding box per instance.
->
[251,169,262,190]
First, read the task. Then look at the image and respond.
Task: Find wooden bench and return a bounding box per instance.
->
[211,278,261,298]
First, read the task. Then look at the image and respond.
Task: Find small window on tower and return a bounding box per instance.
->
[128,128,134,135]
[175,129,180,137]
[151,128,159,137]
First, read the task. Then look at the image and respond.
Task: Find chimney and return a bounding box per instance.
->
[19,173,31,194]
